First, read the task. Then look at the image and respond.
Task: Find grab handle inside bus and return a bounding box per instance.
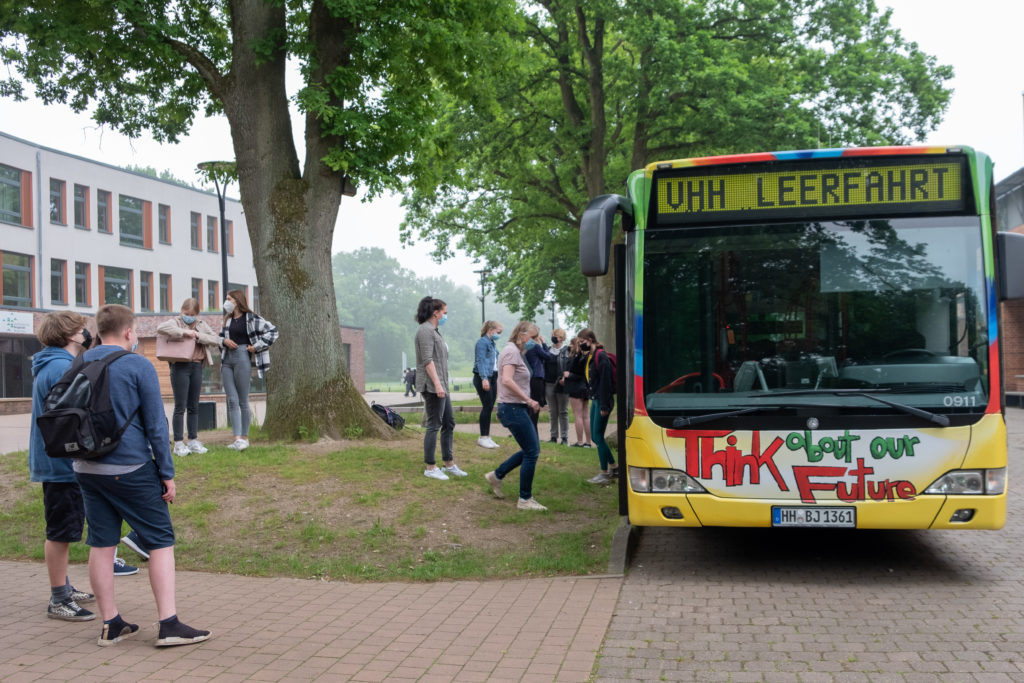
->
[580,194,634,276]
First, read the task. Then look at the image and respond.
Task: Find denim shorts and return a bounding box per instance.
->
[76,459,175,550]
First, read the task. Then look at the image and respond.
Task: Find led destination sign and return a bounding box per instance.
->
[653,156,968,225]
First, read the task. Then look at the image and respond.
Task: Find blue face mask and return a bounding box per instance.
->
[491,333,500,341]
[525,340,537,350]
[131,338,139,353]
[439,313,448,326]
[182,315,196,325]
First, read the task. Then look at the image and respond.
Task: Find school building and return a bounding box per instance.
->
[997,167,1024,398]
[0,130,364,413]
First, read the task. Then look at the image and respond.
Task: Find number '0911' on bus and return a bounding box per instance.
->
[580,146,1024,530]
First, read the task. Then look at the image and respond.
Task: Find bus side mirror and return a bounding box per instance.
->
[997,231,1024,300]
[580,194,634,277]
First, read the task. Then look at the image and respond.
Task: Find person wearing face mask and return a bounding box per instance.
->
[543,329,571,445]
[219,289,278,451]
[157,299,223,457]
[473,320,503,449]
[414,296,467,480]
[563,337,593,448]
[523,331,555,432]
[578,328,617,484]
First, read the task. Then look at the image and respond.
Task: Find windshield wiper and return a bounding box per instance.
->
[763,389,950,427]
[672,406,780,428]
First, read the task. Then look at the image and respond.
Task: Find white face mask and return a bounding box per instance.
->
[223,300,236,314]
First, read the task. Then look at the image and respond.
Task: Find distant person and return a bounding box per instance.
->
[564,337,593,448]
[484,321,546,511]
[157,298,222,457]
[579,328,617,484]
[543,329,570,445]
[403,368,417,397]
[219,289,277,451]
[75,304,210,647]
[414,296,467,480]
[523,330,554,432]
[473,320,502,449]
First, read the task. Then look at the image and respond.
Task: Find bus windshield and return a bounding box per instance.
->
[642,215,988,419]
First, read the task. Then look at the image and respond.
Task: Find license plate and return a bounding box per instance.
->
[772,506,856,528]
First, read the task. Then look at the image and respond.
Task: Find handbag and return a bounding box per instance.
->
[156,335,197,362]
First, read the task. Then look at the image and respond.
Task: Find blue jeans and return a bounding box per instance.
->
[590,400,615,471]
[422,391,454,466]
[221,347,252,438]
[495,403,540,500]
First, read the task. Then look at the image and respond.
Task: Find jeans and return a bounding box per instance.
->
[545,383,569,441]
[590,399,616,471]
[473,372,497,437]
[422,390,454,466]
[495,403,541,500]
[169,361,203,441]
[221,347,252,438]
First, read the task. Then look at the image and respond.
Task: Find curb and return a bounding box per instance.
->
[607,516,641,575]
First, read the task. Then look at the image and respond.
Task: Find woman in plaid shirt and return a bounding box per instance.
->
[220,289,278,451]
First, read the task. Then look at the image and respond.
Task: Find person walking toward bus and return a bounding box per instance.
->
[157,299,222,457]
[415,296,468,480]
[564,337,593,448]
[579,328,617,483]
[473,320,502,449]
[544,329,570,445]
[484,321,547,511]
[220,289,277,452]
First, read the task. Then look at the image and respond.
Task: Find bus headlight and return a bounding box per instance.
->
[924,468,1005,495]
[629,467,706,493]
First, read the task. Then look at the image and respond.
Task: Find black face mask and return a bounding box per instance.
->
[580,342,591,352]
[80,328,93,349]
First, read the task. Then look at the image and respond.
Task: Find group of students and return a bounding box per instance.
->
[27,292,276,648]
[413,295,616,512]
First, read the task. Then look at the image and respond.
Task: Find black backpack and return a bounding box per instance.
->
[371,402,405,430]
[36,350,139,459]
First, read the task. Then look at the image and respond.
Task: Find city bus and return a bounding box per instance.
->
[580,146,1024,529]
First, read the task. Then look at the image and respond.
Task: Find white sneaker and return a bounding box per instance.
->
[187,439,208,454]
[424,467,450,481]
[484,471,504,498]
[442,463,468,477]
[173,441,190,457]
[229,438,248,451]
[517,497,547,511]
[478,436,499,449]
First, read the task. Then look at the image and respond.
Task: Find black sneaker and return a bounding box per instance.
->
[98,618,139,646]
[121,530,150,561]
[156,618,211,647]
[47,599,96,621]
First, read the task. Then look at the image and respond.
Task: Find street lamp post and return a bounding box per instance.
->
[197,161,236,304]
[473,268,492,323]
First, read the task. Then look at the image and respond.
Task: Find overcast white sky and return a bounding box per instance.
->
[3,0,1022,290]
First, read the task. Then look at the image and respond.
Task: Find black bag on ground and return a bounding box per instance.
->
[36,350,139,458]
[371,402,405,430]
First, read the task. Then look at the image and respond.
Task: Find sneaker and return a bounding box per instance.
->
[121,530,150,561]
[588,471,612,485]
[187,439,208,454]
[70,588,95,603]
[424,467,450,481]
[172,441,190,457]
[549,437,558,443]
[581,443,594,449]
[98,618,139,647]
[561,439,569,446]
[484,471,504,498]
[231,438,249,451]
[517,497,548,511]
[155,618,211,647]
[477,436,500,449]
[442,463,469,477]
[48,599,96,621]
[608,467,619,479]
[113,556,139,576]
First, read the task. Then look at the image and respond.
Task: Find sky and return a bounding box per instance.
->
[2,0,1022,290]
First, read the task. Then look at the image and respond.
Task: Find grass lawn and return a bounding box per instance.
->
[0,428,620,582]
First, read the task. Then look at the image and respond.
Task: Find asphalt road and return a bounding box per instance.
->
[595,409,1024,682]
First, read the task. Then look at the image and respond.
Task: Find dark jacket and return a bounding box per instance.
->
[586,349,615,413]
[29,346,76,483]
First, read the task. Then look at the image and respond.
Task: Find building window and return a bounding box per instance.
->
[75,262,90,306]
[208,280,219,311]
[191,277,202,304]
[1,252,34,307]
[97,190,112,233]
[226,220,234,256]
[50,259,67,305]
[0,164,24,225]
[102,266,132,307]
[140,271,153,312]
[49,178,66,224]
[207,216,218,253]
[159,273,172,312]
[190,212,202,250]
[74,184,90,229]
[158,204,171,244]
[119,195,145,247]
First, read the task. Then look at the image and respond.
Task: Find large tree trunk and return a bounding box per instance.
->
[586,267,616,354]
[220,0,391,440]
